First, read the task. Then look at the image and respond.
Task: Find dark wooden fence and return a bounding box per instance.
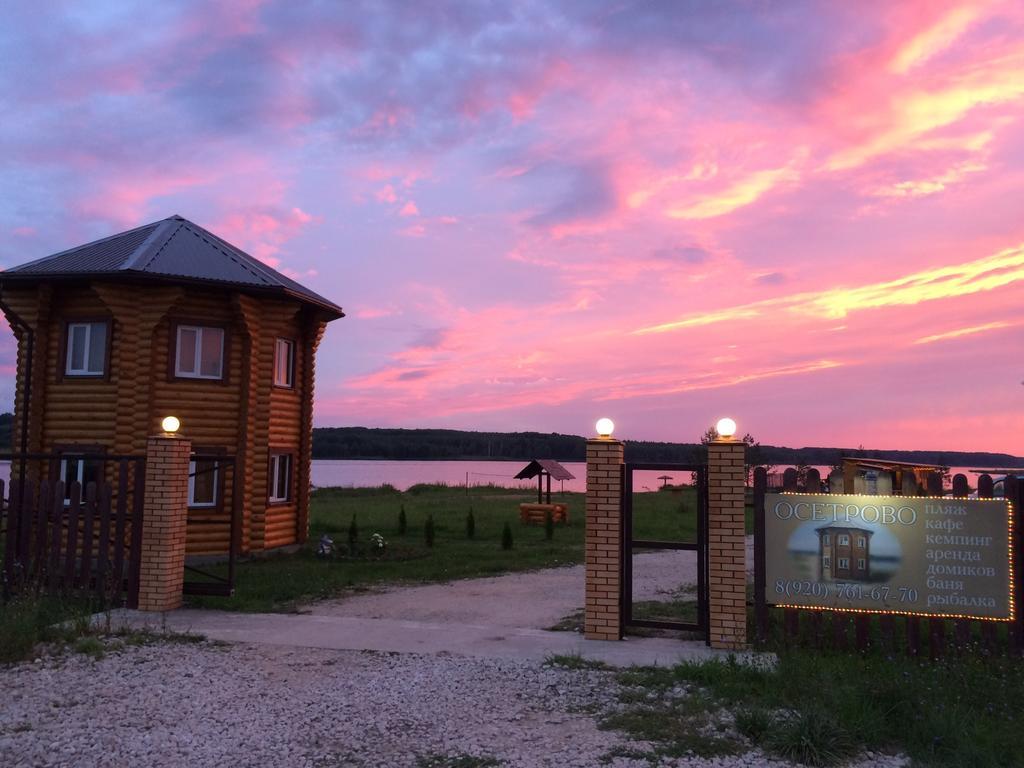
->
[753,467,1024,658]
[1,456,145,608]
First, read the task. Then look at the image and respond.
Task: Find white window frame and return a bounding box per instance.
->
[175,325,225,380]
[857,558,866,570]
[838,557,850,569]
[65,321,107,376]
[274,338,295,388]
[269,453,292,503]
[822,534,830,546]
[188,458,219,508]
[857,536,866,548]
[822,555,831,567]
[838,534,850,546]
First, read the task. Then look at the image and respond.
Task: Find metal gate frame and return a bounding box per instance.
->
[622,462,709,641]
[182,453,240,597]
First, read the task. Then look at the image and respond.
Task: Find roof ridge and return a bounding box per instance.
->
[177,220,274,286]
[7,218,163,273]
[120,218,180,272]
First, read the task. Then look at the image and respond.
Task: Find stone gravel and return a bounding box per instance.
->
[0,640,906,768]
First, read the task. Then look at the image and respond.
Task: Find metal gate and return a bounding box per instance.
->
[622,462,709,640]
[182,452,240,597]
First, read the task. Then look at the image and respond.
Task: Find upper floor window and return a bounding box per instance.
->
[65,321,108,376]
[175,325,224,380]
[857,536,866,548]
[838,534,850,546]
[274,338,295,388]
[822,534,831,546]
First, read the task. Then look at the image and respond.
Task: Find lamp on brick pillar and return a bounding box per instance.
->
[584,418,624,640]
[707,417,748,649]
[137,429,192,612]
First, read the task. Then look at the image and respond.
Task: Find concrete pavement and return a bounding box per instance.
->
[105,608,770,668]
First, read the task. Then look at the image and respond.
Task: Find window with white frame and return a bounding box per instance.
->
[65,321,108,376]
[175,325,224,379]
[838,534,850,546]
[822,534,831,546]
[274,338,295,387]
[857,558,866,570]
[269,453,292,502]
[188,457,219,507]
[838,557,850,569]
[822,555,831,567]
[857,536,866,548]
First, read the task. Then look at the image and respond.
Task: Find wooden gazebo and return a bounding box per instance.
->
[514,459,574,525]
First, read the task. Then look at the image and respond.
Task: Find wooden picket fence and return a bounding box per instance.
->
[1,456,145,608]
[752,467,1024,658]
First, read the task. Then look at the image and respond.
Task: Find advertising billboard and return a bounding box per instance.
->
[764,493,1013,620]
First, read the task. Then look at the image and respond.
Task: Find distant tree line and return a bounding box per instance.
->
[311,426,1024,468]
[0,415,1017,468]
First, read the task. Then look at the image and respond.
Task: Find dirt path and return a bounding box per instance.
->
[310,538,754,629]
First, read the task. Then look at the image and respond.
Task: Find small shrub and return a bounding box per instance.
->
[766,710,854,767]
[425,514,436,547]
[501,522,513,550]
[348,515,359,548]
[544,509,554,541]
[398,504,407,536]
[466,507,476,539]
[735,708,773,743]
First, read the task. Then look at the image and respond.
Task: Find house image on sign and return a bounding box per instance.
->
[816,525,873,582]
[0,215,343,556]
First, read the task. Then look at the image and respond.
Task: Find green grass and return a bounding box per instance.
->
[543,651,611,671]
[187,484,753,613]
[608,650,1024,767]
[0,596,95,664]
[0,594,207,664]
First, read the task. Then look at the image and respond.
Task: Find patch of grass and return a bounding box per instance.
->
[611,650,1024,767]
[765,710,855,767]
[543,651,611,671]
[546,609,584,633]
[72,635,106,659]
[415,754,501,768]
[0,596,96,664]
[1,594,209,664]
[599,695,741,759]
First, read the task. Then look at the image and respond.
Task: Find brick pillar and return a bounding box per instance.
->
[137,434,192,612]
[584,437,624,640]
[707,437,747,650]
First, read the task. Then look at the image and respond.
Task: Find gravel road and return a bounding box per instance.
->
[0,640,904,768]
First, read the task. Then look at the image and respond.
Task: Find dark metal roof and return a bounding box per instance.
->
[514,459,576,481]
[2,215,343,319]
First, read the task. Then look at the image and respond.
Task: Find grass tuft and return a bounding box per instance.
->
[543,651,611,671]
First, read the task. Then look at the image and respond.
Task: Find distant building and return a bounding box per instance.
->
[0,215,343,554]
[816,525,873,581]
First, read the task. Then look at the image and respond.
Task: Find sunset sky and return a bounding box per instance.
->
[1,1,1022,453]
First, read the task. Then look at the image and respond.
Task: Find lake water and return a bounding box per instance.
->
[0,460,1006,494]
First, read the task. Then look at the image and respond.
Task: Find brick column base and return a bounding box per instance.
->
[137,434,192,612]
[708,438,747,650]
[584,437,624,640]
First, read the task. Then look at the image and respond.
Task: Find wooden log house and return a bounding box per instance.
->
[0,215,344,554]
